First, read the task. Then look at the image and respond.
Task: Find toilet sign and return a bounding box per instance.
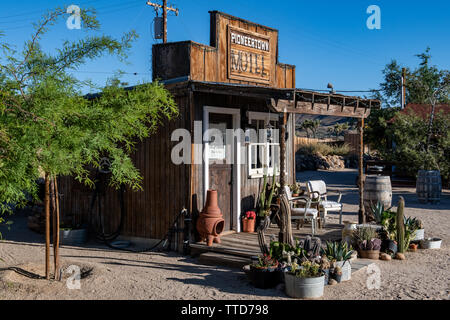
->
[227,26,272,84]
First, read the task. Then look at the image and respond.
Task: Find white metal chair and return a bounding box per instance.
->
[306,180,343,226]
[284,185,319,235]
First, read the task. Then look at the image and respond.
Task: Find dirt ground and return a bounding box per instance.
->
[0,169,449,300]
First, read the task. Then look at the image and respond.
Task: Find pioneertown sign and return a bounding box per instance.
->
[228,26,272,84]
[152,11,295,89]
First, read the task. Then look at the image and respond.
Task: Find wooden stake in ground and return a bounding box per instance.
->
[44,173,50,279]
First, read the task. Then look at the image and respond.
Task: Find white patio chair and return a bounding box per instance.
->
[306,180,343,226]
[284,185,319,235]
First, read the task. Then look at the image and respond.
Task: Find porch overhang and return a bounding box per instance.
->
[270,90,381,119]
[166,80,381,119]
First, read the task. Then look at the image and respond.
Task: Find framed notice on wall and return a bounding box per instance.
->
[227,25,272,84]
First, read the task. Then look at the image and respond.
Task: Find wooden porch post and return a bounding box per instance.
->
[278,111,293,245]
[358,118,366,224]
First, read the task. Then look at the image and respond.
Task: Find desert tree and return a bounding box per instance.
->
[0,7,178,279]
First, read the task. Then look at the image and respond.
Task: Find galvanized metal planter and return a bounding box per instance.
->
[420,238,442,249]
[413,229,425,241]
[59,228,88,246]
[336,260,351,281]
[284,273,325,299]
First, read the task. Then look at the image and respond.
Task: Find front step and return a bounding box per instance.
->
[190,242,259,258]
[198,252,252,269]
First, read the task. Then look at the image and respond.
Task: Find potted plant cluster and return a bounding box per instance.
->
[321,241,353,281]
[242,211,256,233]
[284,260,325,299]
[243,254,281,289]
[353,226,382,260]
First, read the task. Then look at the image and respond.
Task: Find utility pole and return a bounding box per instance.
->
[146,1,179,43]
[401,68,406,109]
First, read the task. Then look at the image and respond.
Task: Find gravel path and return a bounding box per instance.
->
[0,169,449,300]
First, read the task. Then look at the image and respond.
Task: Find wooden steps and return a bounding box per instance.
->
[198,252,251,269]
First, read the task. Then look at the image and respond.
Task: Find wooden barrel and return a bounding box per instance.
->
[416,170,442,204]
[363,175,392,218]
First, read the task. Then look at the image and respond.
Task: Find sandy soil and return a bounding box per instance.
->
[0,169,449,300]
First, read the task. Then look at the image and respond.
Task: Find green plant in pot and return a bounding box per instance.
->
[353,226,382,260]
[406,217,424,241]
[289,183,301,196]
[321,241,353,281]
[244,254,280,289]
[284,260,325,299]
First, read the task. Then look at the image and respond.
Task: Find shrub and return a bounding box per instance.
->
[297,142,351,157]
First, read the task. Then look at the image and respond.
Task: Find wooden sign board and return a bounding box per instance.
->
[227,26,272,84]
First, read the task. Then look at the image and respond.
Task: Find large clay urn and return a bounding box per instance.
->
[196,190,225,246]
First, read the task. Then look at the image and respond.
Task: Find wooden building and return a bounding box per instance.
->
[59,11,380,251]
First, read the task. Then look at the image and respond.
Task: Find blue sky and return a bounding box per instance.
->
[1,0,449,95]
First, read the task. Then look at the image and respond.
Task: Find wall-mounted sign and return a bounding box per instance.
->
[227,26,272,84]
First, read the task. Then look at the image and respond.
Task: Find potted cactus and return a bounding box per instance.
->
[408,217,424,241]
[320,256,331,285]
[284,260,325,299]
[331,265,343,283]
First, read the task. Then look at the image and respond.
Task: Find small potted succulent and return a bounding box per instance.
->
[408,217,424,241]
[242,211,256,233]
[243,254,280,289]
[284,260,325,299]
[289,183,301,197]
[331,265,343,283]
[320,256,331,286]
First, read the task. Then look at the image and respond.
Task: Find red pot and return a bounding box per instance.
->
[196,190,225,246]
[242,218,255,233]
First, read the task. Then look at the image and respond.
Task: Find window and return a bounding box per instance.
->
[246,111,282,178]
[248,142,280,177]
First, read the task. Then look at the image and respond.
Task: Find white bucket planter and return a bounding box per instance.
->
[413,229,425,241]
[420,238,442,249]
[284,273,325,299]
[336,260,351,281]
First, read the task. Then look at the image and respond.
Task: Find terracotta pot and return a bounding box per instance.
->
[359,249,380,260]
[409,243,418,252]
[242,218,255,233]
[196,190,225,246]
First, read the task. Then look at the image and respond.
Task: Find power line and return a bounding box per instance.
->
[69,70,151,76]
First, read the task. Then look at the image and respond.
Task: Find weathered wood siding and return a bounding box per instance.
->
[59,94,191,242]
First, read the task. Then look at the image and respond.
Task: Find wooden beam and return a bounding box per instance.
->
[358,118,365,224]
[272,99,368,118]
